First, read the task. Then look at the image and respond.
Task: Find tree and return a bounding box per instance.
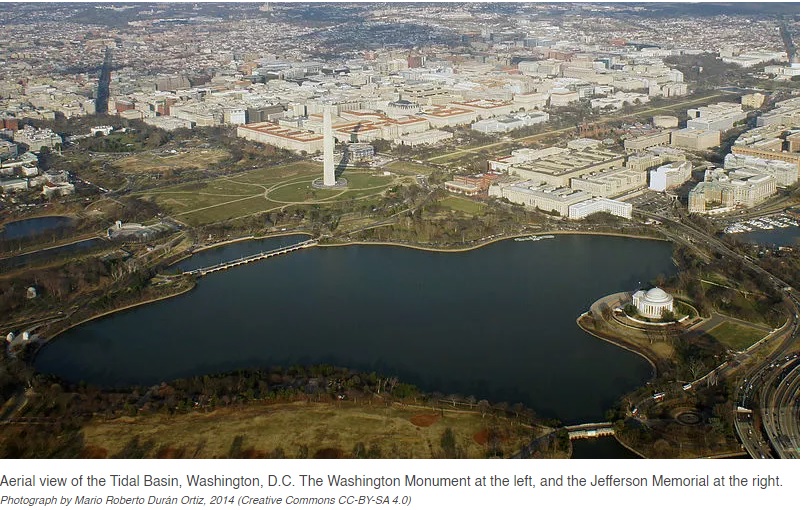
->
[598,302,613,321]
[478,399,491,418]
[38,146,54,170]
[352,442,367,459]
[440,427,459,458]
[688,357,706,380]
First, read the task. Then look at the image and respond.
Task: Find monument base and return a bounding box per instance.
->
[312,177,348,189]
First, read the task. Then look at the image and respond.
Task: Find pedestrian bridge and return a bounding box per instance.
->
[184,239,318,277]
[565,421,615,440]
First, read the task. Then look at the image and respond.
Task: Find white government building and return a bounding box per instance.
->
[632,287,674,319]
[568,197,632,219]
[649,161,693,192]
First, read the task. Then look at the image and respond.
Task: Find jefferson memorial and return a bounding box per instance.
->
[632,287,674,319]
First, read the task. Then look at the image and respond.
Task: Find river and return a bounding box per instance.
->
[35,234,675,424]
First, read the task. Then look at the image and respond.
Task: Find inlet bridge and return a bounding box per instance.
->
[513,421,617,458]
[184,239,318,277]
[565,422,615,440]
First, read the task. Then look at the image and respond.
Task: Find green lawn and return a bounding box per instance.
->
[238,161,320,184]
[138,163,396,226]
[267,179,340,203]
[440,195,485,215]
[385,161,438,175]
[141,185,259,217]
[704,321,766,351]
[151,179,261,197]
[340,171,393,187]
[178,196,278,225]
[700,281,771,326]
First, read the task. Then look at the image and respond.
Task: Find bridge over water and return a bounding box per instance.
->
[184,239,318,277]
[565,421,615,440]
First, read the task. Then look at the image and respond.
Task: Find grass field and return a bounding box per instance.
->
[80,401,543,459]
[385,160,439,175]
[139,162,398,226]
[267,179,344,203]
[232,161,320,183]
[704,321,766,351]
[114,148,229,174]
[440,195,485,215]
[430,152,487,165]
[176,196,277,225]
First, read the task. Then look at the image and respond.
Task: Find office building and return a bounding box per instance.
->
[489,181,592,216]
[649,161,693,192]
[688,168,777,213]
[671,128,720,150]
[237,122,324,153]
[570,166,647,198]
[492,145,625,187]
[568,197,632,219]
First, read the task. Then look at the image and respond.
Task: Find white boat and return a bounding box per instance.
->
[514,235,555,242]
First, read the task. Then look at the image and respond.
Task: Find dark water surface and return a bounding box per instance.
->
[570,437,640,459]
[0,216,74,240]
[0,238,102,271]
[734,227,799,248]
[36,235,675,423]
[174,234,311,272]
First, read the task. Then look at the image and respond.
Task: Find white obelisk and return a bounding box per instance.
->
[323,105,335,186]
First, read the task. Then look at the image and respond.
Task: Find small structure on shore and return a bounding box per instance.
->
[632,287,674,319]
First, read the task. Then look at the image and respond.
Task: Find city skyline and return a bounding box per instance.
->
[0,2,798,461]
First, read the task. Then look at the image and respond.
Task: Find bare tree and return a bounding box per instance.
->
[478,400,491,419]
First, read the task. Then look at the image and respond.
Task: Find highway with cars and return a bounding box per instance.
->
[633,206,799,458]
[735,352,799,459]
[758,356,799,458]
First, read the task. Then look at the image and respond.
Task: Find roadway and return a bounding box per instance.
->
[758,357,799,459]
[735,353,800,459]
[635,207,797,295]
[633,207,800,458]
[426,91,729,164]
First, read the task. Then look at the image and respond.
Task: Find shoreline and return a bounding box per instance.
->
[41,228,672,352]
[42,281,196,342]
[0,232,102,261]
[193,230,315,254]
[167,230,315,266]
[36,228,671,446]
[613,435,647,459]
[0,213,79,230]
[321,229,668,254]
[576,316,660,379]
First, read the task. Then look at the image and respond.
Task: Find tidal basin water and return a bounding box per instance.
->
[36,234,675,423]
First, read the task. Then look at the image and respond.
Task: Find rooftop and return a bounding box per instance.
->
[239,122,323,142]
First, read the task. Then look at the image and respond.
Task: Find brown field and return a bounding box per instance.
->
[409,413,440,427]
[113,148,230,174]
[80,400,543,459]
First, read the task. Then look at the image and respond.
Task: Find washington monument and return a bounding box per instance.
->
[323,105,335,186]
